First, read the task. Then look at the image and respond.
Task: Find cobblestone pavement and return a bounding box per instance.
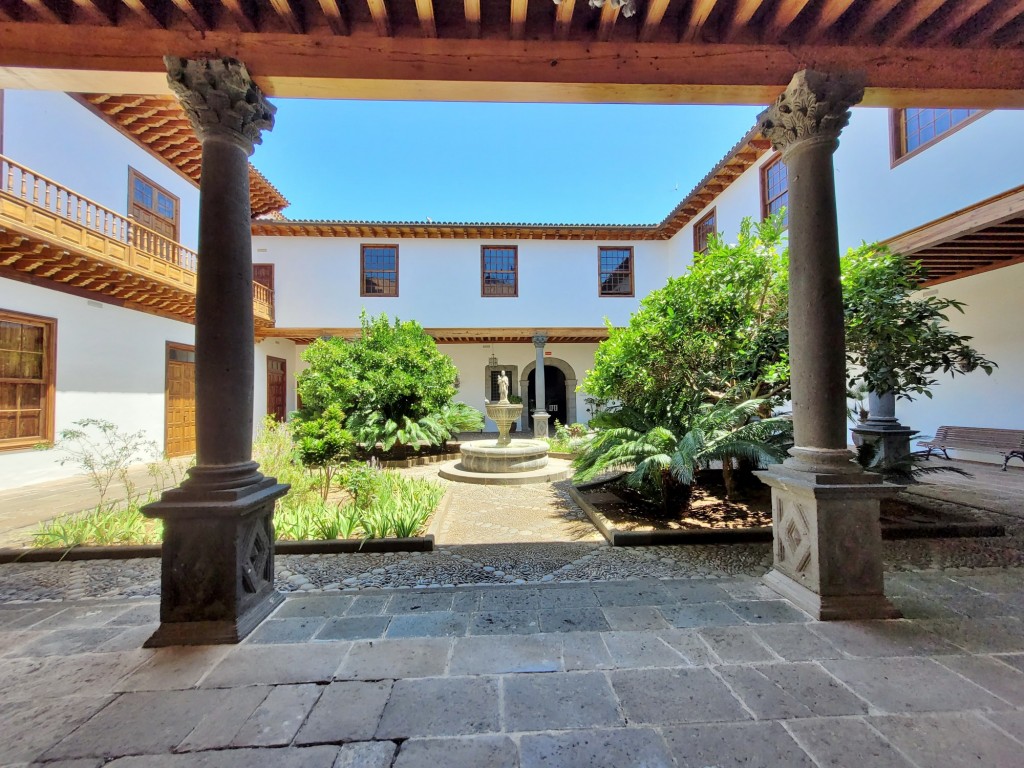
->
[1,570,1023,767]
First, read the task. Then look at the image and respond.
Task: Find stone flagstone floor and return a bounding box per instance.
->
[2,570,1024,767]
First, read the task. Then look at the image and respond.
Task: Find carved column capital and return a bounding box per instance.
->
[758,70,865,156]
[532,333,548,348]
[165,56,275,154]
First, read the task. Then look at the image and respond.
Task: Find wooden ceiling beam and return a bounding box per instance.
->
[221,0,257,32]
[596,0,618,41]
[70,0,116,25]
[267,0,303,33]
[316,0,347,34]
[366,0,390,36]
[917,0,988,44]
[553,0,573,40]
[168,0,208,30]
[20,0,65,23]
[886,0,946,44]
[681,0,718,42]
[846,0,900,39]
[763,0,813,39]
[958,0,1024,44]
[800,0,857,42]
[5,33,1024,108]
[464,0,479,37]
[639,0,670,42]
[414,0,435,37]
[510,0,527,40]
[720,0,764,41]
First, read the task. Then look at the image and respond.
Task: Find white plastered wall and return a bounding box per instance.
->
[0,280,195,490]
[253,337,300,429]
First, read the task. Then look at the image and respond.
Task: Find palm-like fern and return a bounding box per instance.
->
[574,399,791,516]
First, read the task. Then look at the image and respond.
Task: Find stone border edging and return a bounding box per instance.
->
[569,484,1005,547]
[0,534,436,563]
[425,487,454,540]
[379,451,461,469]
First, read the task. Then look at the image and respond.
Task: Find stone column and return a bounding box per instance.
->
[756,70,899,620]
[532,333,550,439]
[143,57,289,646]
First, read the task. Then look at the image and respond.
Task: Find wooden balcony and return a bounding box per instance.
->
[0,155,274,328]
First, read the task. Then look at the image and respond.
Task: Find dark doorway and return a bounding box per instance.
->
[528,365,567,429]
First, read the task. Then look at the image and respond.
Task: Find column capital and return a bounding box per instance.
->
[532,333,548,348]
[758,70,864,156]
[165,56,275,154]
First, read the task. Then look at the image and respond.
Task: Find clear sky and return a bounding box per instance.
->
[253,100,763,225]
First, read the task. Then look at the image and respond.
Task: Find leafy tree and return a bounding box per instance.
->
[291,404,356,499]
[841,244,996,400]
[574,400,791,515]
[583,215,790,422]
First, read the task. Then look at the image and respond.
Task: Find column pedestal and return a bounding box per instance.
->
[852,391,916,469]
[145,464,288,646]
[532,411,550,439]
[757,465,899,619]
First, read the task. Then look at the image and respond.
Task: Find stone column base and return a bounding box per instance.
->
[143,467,289,646]
[756,464,901,621]
[532,411,550,439]
[851,425,917,470]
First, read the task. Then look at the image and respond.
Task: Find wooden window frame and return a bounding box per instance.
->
[597,246,635,298]
[0,309,57,451]
[889,108,989,167]
[693,207,717,255]
[360,244,400,298]
[760,153,788,227]
[128,167,181,239]
[480,245,519,298]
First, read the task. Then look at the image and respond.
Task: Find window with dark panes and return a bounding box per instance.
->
[0,311,55,450]
[761,156,788,228]
[598,247,634,297]
[481,246,518,297]
[693,208,717,255]
[128,168,179,241]
[361,245,399,297]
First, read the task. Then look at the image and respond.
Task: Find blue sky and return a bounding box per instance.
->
[254,101,762,225]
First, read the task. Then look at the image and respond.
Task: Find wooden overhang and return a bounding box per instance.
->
[259,326,612,344]
[885,185,1024,287]
[250,128,770,240]
[79,94,290,218]
[1,2,1024,108]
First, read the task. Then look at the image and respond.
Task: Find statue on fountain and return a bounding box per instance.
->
[497,370,509,403]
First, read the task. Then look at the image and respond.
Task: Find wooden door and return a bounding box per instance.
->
[267,356,286,422]
[253,263,275,290]
[165,344,196,457]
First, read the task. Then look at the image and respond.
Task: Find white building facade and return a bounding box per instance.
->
[2,90,1022,488]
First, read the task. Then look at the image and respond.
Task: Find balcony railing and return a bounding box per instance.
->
[0,154,273,323]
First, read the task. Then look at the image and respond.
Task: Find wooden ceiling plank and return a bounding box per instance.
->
[917,0,989,44]
[846,0,901,39]
[268,0,304,34]
[414,0,435,37]
[639,0,669,42]
[886,0,947,44]
[20,0,65,23]
[958,0,1024,44]
[316,0,348,34]
[763,0,813,39]
[71,0,115,25]
[681,0,718,42]
[221,0,257,32]
[597,0,618,41]
[168,0,208,30]
[510,0,528,40]
[366,0,391,36]
[801,0,857,41]
[553,0,575,40]
[120,0,164,26]
[464,0,480,37]
[720,0,764,40]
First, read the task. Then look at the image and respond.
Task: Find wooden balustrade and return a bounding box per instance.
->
[0,154,272,322]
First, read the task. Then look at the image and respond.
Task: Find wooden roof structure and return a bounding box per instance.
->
[885,186,1024,287]
[80,93,289,217]
[258,325,611,343]
[2,2,1023,107]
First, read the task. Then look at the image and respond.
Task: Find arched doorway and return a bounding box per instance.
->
[527,365,567,429]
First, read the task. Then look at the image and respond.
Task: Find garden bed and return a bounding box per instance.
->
[570,473,1005,547]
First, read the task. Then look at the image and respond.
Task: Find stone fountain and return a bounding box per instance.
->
[439,370,572,485]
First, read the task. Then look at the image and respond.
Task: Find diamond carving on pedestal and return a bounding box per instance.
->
[241,515,272,594]
[776,498,813,580]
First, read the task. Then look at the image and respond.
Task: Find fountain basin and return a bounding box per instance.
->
[460,438,549,473]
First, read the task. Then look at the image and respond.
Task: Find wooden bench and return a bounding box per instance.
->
[918,426,1024,471]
